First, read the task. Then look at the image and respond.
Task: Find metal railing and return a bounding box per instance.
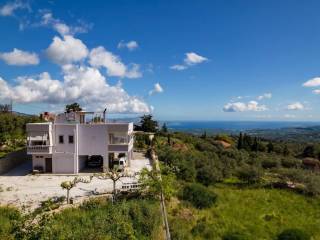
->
[27,145,53,153]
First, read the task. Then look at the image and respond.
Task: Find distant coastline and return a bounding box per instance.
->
[163,121,320,134]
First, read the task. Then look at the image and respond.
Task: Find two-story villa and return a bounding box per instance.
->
[26,111,134,174]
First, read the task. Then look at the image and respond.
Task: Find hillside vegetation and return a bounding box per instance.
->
[0,198,162,240]
[0,113,41,157]
[153,129,320,239]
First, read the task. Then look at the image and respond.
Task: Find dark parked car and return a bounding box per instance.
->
[87,155,103,168]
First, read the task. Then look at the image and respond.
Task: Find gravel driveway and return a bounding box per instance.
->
[0,153,151,211]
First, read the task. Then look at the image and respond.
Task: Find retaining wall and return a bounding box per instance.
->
[0,149,30,174]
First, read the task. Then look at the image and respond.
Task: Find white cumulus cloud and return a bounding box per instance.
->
[149,83,164,95]
[0,65,150,113]
[171,52,208,71]
[170,65,187,71]
[257,93,272,100]
[89,46,142,78]
[286,102,304,111]
[223,101,267,112]
[303,77,320,87]
[184,52,208,65]
[312,89,320,94]
[117,40,138,51]
[46,35,88,64]
[0,48,39,66]
[41,11,91,36]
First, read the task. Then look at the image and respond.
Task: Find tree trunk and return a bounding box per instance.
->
[113,180,116,202]
[67,189,70,204]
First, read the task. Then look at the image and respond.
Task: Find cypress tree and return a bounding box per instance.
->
[237,132,243,150]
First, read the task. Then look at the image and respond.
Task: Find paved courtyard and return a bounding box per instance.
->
[0,152,151,211]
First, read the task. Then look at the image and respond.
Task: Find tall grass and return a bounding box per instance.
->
[168,185,320,239]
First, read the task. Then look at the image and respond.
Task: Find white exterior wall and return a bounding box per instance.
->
[27,121,133,174]
[52,124,77,174]
[32,154,52,171]
[78,124,108,171]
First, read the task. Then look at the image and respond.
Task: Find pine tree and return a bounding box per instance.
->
[251,137,259,152]
[201,131,207,139]
[237,132,243,150]
[267,142,274,153]
[283,145,290,156]
[161,123,168,133]
[167,134,171,145]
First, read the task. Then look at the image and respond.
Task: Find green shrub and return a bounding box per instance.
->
[33,199,160,240]
[237,165,262,184]
[181,183,217,209]
[192,218,216,239]
[223,232,249,240]
[0,207,21,239]
[277,229,310,240]
[196,165,223,186]
[261,158,279,169]
[304,175,320,196]
[281,157,301,168]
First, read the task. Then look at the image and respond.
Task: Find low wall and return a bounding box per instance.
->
[0,148,30,174]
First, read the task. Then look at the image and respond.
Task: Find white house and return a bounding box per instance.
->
[26,111,134,174]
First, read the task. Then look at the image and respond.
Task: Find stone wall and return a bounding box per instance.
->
[0,149,30,174]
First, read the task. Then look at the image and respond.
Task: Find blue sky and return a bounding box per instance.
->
[0,0,320,121]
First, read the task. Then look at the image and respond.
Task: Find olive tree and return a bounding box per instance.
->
[61,176,92,204]
[94,167,128,202]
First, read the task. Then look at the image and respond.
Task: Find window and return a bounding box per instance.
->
[58,135,64,144]
[68,135,74,144]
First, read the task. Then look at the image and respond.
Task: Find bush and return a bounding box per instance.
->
[181,183,217,209]
[261,158,279,169]
[237,165,262,184]
[0,207,22,239]
[304,175,320,196]
[223,232,249,240]
[277,229,310,240]
[196,165,223,186]
[281,157,301,168]
[192,218,215,239]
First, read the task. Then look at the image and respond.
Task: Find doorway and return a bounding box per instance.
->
[45,158,52,173]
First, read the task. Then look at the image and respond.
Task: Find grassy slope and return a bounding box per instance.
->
[0,206,21,239]
[0,199,163,240]
[168,185,320,240]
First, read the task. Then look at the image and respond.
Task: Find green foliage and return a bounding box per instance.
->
[181,183,217,209]
[15,199,161,240]
[196,164,223,186]
[223,232,249,240]
[261,157,279,169]
[277,229,310,240]
[65,102,82,112]
[237,165,262,184]
[169,185,320,239]
[139,168,176,199]
[134,133,150,149]
[0,113,41,146]
[135,114,158,133]
[304,174,320,196]
[281,157,301,168]
[191,218,216,239]
[161,123,168,133]
[0,207,21,239]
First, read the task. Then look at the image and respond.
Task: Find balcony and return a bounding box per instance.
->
[27,145,53,154]
[108,133,133,152]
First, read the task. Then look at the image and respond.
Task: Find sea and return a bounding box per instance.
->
[164,121,320,134]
